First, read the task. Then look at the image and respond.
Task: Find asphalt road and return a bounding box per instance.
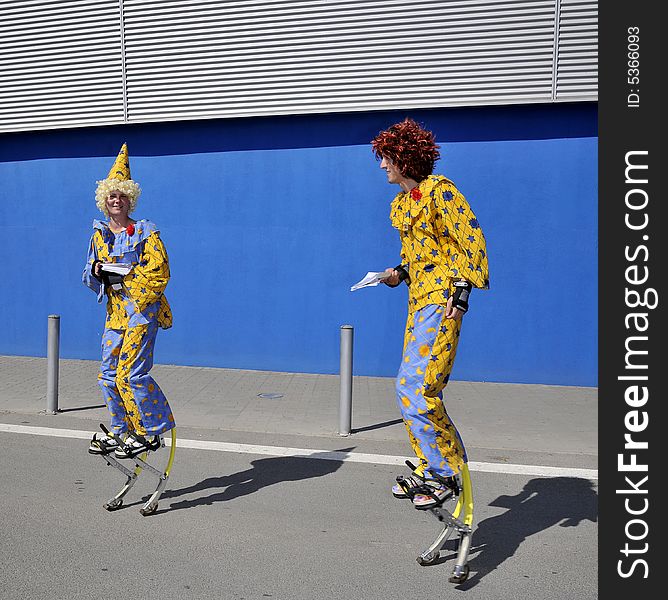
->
[0,425,597,600]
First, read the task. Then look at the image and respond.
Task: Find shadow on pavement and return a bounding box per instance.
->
[447,476,598,589]
[156,448,356,512]
[352,418,403,434]
[58,404,106,413]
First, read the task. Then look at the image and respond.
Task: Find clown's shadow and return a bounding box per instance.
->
[440,476,598,588]
[153,448,355,512]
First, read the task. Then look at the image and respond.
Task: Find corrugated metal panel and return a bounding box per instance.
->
[0,0,125,133]
[555,0,597,99]
[123,0,560,122]
[0,1,597,133]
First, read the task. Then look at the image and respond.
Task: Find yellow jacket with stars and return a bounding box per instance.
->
[82,219,172,330]
[390,175,489,313]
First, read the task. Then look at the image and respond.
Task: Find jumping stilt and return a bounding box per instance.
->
[397,461,474,583]
[89,423,176,516]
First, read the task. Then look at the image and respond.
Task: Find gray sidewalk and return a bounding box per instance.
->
[0,355,597,469]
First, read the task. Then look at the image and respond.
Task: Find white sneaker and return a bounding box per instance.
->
[412,479,456,509]
[88,431,119,455]
[114,433,160,459]
[392,474,425,498]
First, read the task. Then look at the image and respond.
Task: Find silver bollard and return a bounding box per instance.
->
[46,314,60,414]
[339,324,354,436]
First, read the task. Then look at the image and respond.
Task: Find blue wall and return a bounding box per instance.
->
[0,104,597,386]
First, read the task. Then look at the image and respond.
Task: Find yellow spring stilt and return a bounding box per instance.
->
[165,428,176,477]
[461,463,474,527]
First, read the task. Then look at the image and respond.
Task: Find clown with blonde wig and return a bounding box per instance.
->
[83,143,176,458]
[371,118,489,509]
[95,179,141,217]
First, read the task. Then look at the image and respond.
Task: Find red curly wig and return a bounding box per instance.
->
[371,118,440,182]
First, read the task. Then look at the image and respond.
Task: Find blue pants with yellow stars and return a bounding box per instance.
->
[98,320,175,436]
[396,304,467,479]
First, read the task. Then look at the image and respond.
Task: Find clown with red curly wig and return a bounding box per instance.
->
[371,118,489,509]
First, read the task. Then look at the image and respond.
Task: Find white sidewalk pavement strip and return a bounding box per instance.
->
[0,422,598,480]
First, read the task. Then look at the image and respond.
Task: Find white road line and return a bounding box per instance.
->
[0,423,597,480]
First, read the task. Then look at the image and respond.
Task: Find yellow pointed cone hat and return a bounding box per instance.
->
[107,143,131,181]
[94,142,141,213]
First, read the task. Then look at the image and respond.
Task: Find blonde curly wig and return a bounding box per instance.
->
[95,178,141,217]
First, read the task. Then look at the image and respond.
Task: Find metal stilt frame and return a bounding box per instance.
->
[398,462,474,583]
[90,425,177,516]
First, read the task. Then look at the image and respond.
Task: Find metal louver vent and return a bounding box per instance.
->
[0,0,125,133]
[0,1,597,133]
[122,0,561,123]
[555,0,597,99]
